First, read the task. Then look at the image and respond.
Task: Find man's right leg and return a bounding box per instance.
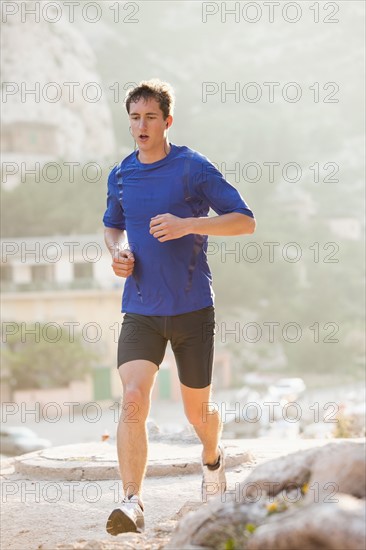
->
[117,359,159,501]
[107,312,167,535]
[106,359,158,536]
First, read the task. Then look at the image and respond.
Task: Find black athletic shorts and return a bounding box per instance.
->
[117,306,216,389]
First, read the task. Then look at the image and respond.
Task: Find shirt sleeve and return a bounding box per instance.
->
[196,159,255,218]
[102,167,126,230]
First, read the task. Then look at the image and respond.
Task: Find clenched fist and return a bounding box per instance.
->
[149,213,190,242]
[111,249,135,278]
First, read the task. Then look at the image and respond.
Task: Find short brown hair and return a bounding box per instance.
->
[125,79,175,120]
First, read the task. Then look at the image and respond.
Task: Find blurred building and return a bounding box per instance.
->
[2,122,59,157]
[1,234,121,406]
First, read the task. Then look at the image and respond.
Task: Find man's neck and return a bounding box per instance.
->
[137,141,171,164]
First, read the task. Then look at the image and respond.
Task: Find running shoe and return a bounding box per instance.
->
[106,494,145,535]
[201,444,227,502]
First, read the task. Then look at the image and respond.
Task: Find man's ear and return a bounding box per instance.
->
[165,115,173,129]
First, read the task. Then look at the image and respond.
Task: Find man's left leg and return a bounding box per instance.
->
[180,382,222,465]
[180,382,226,502]
[172,305,225,499]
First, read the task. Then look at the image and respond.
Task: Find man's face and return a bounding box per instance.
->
[128,97,172,153]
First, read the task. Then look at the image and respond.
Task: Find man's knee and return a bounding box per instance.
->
[121,387,150,420]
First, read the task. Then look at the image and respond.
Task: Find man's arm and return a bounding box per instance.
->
[149,212,256,242]
[188,212,256,236]
[104,227,126,256]
[104,227,135,277]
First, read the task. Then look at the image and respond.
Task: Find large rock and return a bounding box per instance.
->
[247,495,366,550]
[165,497,268,550]
[307,441,365,500]
[240,440,365,501]
[1,1,116,160]
[168,441,366,550]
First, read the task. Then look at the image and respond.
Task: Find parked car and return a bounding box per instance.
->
[0,427,51,456]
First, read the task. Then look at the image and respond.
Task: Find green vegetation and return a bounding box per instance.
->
[2,324,98,391]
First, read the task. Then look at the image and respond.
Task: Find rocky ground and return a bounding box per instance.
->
[1,438,365,550]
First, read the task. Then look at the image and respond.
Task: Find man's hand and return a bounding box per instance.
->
[150,213,190,242]
[111,249,135,278]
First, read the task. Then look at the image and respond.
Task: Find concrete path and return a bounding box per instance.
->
[2,437,337,481]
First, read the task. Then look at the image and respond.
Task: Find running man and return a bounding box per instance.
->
[103,79,256,535]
